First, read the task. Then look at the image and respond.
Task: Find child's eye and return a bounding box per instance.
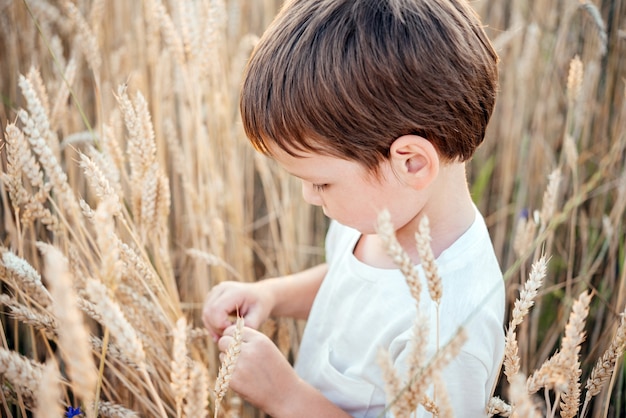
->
[313,183,328,192]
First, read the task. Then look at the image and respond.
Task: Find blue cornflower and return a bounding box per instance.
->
[65,406,82,417]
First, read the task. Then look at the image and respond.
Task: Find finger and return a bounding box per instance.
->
[218,335,233,351]
[242,306,264,329]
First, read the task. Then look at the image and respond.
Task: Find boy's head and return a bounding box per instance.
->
[240,0,498,171]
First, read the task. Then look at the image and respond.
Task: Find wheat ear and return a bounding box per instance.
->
[1,248,53,308]
[33,361,63,418]
[415,215,441,304]
[487,396,512,417]
[510,373,541,418]
[185,360,210,418]
[504,256,547,381]
[214,316,244,418]
[376,209,422,302]
[558,291,592,418]
[581,310,626,416]
[171,317,189,418]
[39,242,98,417]
[0,347,43,400]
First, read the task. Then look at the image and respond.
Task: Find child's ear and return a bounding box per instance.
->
[389,135,439,189]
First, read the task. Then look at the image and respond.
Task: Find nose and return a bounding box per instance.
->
[301,182,323,206]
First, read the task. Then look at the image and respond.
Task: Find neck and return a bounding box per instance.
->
[396,162,475,260]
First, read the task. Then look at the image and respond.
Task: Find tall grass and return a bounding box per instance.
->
[0,0,624,417]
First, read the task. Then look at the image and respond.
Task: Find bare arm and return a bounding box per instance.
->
[264,262,328,319]
[203,263,327,337]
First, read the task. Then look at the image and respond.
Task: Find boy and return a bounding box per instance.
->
[203,0,505,416]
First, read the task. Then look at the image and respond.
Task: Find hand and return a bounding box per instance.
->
[202,281,274,341]
[217,326,299,413]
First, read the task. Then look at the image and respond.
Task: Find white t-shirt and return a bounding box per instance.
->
[294,208,505,417]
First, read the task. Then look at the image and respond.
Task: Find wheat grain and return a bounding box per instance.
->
[214,316,244,418]
[39,242,97,413]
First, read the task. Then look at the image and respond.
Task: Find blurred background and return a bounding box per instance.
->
[0,0,624,416]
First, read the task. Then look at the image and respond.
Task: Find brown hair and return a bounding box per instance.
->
[240,0,498,169]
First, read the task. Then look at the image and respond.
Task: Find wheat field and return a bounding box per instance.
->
[0,0,624,417]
